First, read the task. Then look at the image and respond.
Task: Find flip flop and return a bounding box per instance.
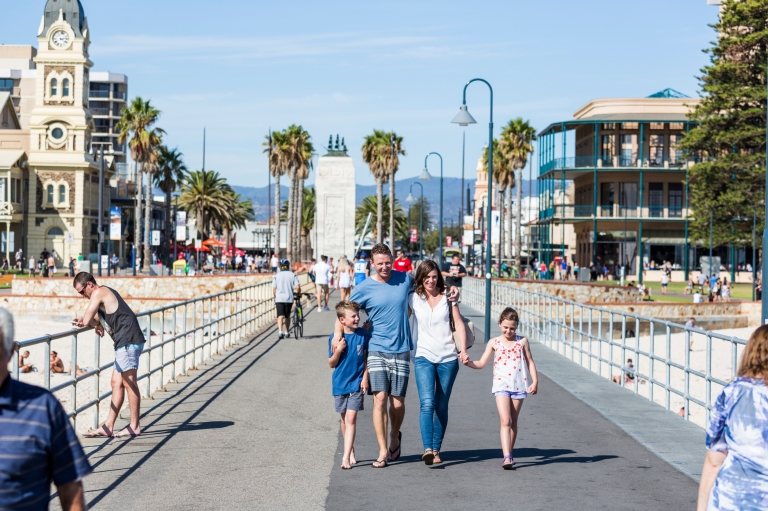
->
[422,450,434,466]
[502,455,515,470]
[372,458,388,468]
[83,426,113,438]
[387,431,402,462]
[115,426,141,438]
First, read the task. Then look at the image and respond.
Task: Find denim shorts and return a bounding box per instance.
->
[494,390,527,400]
[114,343,144,373]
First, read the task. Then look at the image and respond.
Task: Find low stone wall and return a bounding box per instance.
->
[12,273,274,299]
[492,278,638,303]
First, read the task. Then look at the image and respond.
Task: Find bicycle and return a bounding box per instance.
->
[289,293,313,339]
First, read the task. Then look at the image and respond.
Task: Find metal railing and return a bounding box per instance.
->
[10,276,310,431]
[462,277,749,427]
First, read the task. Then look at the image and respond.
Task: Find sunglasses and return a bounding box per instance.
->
[76,284,88,296]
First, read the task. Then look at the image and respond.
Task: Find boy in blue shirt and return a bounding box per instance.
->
[328,300,369,469]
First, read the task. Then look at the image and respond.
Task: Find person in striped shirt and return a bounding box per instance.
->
[0,308,92,511]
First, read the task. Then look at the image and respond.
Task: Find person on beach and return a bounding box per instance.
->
[464,307,539,469]
[73,272,146,438]
[18,350,34,373]
[697,324,768,511]
[410,260,468,465]
[328,301,369,470]
[50,351,65,373]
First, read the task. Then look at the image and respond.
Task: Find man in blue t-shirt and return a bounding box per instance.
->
[328,300,369,469]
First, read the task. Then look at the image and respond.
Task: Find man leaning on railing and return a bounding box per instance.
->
[73,272,145,438]
[0,308,93,511]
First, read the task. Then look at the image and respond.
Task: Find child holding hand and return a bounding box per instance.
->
[464,307,538,469]
[328,301,369,469]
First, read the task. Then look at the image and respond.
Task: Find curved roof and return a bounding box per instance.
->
[43,0,86,37]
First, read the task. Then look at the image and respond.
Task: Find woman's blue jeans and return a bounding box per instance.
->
[414,356,459,452]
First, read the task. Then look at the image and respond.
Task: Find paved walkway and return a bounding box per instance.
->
[57,292,700,510]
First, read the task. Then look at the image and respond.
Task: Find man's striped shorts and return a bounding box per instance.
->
[367,351,410,397]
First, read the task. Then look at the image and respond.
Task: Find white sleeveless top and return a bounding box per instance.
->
[338,269,351,288]
[491,336,530,394]
[409,293,458,364]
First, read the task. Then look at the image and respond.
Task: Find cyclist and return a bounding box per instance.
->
[273,259,301,339]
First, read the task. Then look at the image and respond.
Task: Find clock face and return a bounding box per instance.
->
[53,31,70,48]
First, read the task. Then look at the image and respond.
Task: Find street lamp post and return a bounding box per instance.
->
[172,192,180,263]
[406,182,424,262]
[710,210,714,284]
[421,152,443,266]
[452,78,493,343]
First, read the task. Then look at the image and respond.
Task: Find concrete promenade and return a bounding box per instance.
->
[57,293,701,510]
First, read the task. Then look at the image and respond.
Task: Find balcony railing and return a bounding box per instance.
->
[94,127,112,133]
[89,90,110,98]
[113,91,127,100]
[90,108,109,116]
[540,204,688,220]
[540,155,701,174]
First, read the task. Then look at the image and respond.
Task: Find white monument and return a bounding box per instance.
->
[315,135,356,262]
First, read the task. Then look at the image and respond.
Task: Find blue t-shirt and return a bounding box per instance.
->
[328,328,369,396]
[350,270,413,354]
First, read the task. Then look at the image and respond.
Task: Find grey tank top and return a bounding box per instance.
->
[97,286,145,351]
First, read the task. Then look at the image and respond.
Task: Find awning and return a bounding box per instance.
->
[643,237,687,244]
[0,150,24,170]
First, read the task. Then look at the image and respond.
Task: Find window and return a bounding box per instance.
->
[619,183,638,216]
[0,79,12,92]
[50,78,58,96]
[649,183,664,217]
[601,123,615,130]
[601,135,615,162]
[47,184,54,204]
[650,123,665,130]
[600,182,615,216]
[0,178,6,202]
[621,122,638,130]
[15,179,20,204]
[48,227,64,236]
[670,134,683,164]
[668,183,683,217]
[10,178,15,203]
[59,184,66,203]
[669,122,684,130]
[51,127,64,140]
[650,135,665,165]
[62,78,70,97]
[619,134,637,166]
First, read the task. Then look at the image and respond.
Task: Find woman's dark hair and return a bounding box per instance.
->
[499,307,519,324]
[413,260,445,298]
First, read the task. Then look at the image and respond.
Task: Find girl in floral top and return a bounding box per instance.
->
[698,324,768,510]
[465,307,538,469]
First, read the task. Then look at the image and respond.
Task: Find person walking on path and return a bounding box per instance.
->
[332,244,459,468]
[0,308,93,511]
[273,259,301,339]
[73,272,146,438]
[328,301,369,470]
[270,253,279,273]
[465,307,539,469]
[441,254,467,301]
[698,324,768,511]
[393,249,413,274]
[410,260,468,466]
[313,255,332,311]
[336,256,352,302]
[353,252,370,286]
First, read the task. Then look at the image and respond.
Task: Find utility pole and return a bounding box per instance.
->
[97,146,104,277]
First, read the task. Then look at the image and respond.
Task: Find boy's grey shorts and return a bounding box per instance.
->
[334,389,365,413]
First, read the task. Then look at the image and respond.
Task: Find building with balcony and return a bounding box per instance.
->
[537,89,703,282]
[89,72,127,161]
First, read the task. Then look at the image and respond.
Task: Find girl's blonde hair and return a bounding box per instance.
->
[337,257,350,273]
[738,324,768,380]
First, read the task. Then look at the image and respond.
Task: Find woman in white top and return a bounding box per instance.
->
[409,260,468,466]
[336,256,352,302]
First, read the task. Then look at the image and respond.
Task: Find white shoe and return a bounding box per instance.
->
[278,332,284,339]
[316,307,322,312]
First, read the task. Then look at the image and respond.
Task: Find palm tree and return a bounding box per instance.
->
[483,139,513,258]
[263,130,288,258]
[362,130,391,245]
[301,187,315,261]
[385,132,405,251]
[115,97,165,271]
[500,118,537,266]
[155,146,187,264]
[177,169,231,240]
[284,125,313,262]
[355,194,408,242]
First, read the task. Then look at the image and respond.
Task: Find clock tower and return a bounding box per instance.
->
[27,0,102,261]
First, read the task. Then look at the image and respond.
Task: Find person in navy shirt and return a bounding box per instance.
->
[0,308,92,511]
[328,300,369,469]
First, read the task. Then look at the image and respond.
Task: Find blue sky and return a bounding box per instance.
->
[3,0,719,187]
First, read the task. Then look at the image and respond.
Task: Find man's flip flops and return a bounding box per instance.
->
[372,459,388,468]
[387,431,402,462]
[83,426,113,438]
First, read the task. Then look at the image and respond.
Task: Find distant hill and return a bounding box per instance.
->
[232,178,538,223]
